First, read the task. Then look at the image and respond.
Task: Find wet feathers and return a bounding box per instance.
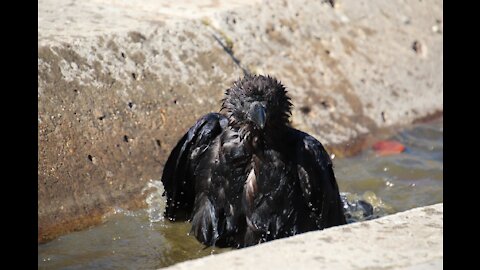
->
[161,75,346,248]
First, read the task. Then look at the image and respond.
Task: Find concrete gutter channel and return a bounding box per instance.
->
[38,0,443,267]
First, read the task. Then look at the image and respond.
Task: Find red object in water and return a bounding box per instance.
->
[372,140,406,156]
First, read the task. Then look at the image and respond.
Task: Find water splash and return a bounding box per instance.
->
[101,206,139,221]
[142,179,167,224]
[341,191,394,223]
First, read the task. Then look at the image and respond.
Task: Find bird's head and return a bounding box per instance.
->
[221,75,292,134]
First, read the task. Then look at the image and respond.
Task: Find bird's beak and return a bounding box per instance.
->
[249,102,266,129]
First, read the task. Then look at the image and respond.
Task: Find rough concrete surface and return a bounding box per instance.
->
[38,0,443,242]
[162,203,443,270]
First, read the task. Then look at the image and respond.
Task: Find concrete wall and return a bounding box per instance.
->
[163,203,443,270]
[38,0,443,242]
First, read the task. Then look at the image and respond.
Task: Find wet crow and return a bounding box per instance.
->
[161,75,346,248]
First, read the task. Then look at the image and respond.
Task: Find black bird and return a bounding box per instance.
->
[161,75,346,248]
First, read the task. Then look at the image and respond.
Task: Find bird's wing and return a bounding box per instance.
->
[290,129,346,228]
[161,112,227,221]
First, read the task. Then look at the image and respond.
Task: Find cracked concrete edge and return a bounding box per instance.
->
[161,203,443,270]
[38,0,443,242]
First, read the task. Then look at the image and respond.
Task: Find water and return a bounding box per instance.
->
[38,119,443,269]
[38,209,226,270]
[335,118,443,214]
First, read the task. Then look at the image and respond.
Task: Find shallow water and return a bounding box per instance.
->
[38,119,443,269]
[335,118,443,214]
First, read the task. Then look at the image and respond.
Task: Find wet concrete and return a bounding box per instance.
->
[162,203,443,270]
[38,0,443,242]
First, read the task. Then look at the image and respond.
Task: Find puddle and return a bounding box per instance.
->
[38,118,443,269]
